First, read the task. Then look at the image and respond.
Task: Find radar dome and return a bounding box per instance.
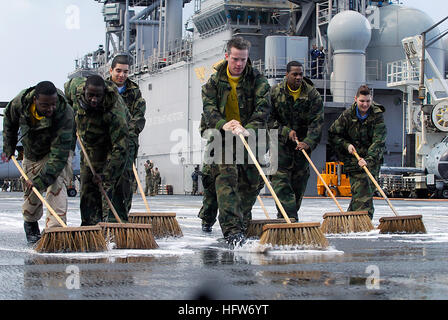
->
[366,4,445,80]
[327,10,371,53]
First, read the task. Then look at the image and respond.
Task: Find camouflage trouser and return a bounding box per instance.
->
[269,142,310,220]
[110,143,136,222]
[215,163,261,238]
[198,164,219,226]
[79,159,117,226]
[144,176,152,195]
[153,180,159,195]
[347,167,380,219]
[22,151,73,228]
[192,180,198,195]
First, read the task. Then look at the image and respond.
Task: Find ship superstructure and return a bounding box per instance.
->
[69,0,448,196]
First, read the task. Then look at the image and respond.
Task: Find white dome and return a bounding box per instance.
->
[327,10,372,53]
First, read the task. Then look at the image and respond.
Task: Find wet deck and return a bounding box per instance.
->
[0,192,447,301]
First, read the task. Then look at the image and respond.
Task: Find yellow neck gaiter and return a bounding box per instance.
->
[225,66,241,122]
[287,83,302,102]
[29,103,44,125]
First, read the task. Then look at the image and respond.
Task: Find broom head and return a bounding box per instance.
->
[34,226,107,253]
[321,211,374,234]
[378,215,426,234]
[259,222,329,249]
[246,218,296,238]
[98,222,158,249]
[128,212,183,238]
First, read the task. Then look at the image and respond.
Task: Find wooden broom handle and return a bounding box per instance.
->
[238,134,292,224]
[132,163,152,213]
[76,134,122,223]
[353,150,399,216]
[295,139,344,213]
[11,156,67,228]
[257,195,270,219]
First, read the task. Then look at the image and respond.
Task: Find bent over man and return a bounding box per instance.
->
[268,61,324,220]
[64,75,129,225]
[2,81,74,244]
[328,85,386,219]
[202,37,271,247]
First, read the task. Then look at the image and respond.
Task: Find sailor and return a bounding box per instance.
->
[268,61,324,220]
[328,85,386,219]
[64,75,129,225]
[191,165,202,196]
[108,54,146,216]
[201,37,271,247]
[152,167,161,196]
[144,160,153,196]
[2,81,74,244]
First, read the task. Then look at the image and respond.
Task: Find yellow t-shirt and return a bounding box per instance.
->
[225,66,241,122]
[287,83,302,101]
[29,103,44,125]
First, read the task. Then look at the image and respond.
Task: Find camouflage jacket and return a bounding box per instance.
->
[268,77,324,151]
[64,77,130,188]
[201,60,271,132]
[328,101,387,172]
[107,77,146,149]
[2,86,74,191]
[145,162,153,177]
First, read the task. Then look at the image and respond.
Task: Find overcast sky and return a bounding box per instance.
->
[0,0,446,103]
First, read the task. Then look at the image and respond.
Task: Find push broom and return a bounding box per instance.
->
[238,134,328,248]
[294,139,374,234]
[128,163,183,238]
[245,195,296,238]
[11,156,107,253]
[77,134,158,249]
[353,150,426,234]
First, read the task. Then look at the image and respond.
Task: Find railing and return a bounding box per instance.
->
[386,59,420,86]
[130,37,194,76]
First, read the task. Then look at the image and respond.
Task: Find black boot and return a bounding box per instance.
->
[201,222,213,233]
[24,221,41,244]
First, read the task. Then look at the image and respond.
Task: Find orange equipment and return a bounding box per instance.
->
[317,161,351,197]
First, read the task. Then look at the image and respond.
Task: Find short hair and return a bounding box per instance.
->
[146,160,150,164]
[85,75,106,89]
[226,37,251,53]
[34,81,57,98]
[286,61,303,73]
[111,55,130,69]
[356,85,371,97]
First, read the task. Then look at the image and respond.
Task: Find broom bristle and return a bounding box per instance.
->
[259,222,329,248]
[321,211,374,234]
[378,215,426,234]
[246,218,296,238]
[129,212,183,238]
[34,226,107,253]
[98,222,158,249]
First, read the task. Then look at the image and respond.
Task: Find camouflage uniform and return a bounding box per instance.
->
[64,77,129,225]
[3,86,74,228]
[107,77,146,216]
[152,169,161,195]
[197,163,219,227]
[191,168,202,195]
[201,60,271,238]
[268,77,324,220]
[144,161,153,196]
[328,101,386,219]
